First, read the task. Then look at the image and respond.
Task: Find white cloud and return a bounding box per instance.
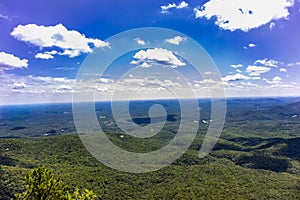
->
[55,67,75,71]
[222,73,250,82]
[177,1,189,9]
[243,43,256,49]
[248,43,256,48]
[287,61,300,67]
[193,78,224,98]
[28,75,73,84]
[251,76,261,80]
[0,52,28,70]
[194,0,294,31]
[161,1,189,13]
[269,22,276,30]
[140,62,152,68]
[53,77,72,83]
[131,48,185,68]
[130,60,138,65]
[280,68,287,72]
[53,85,73,93]
[135,38,146,45]
[273,76,282,82]
[161,3,177,12]
[204,71,213,75]
[35,50,58,59]
[263,79,296,89]
[264,76,282,85]
[254,58,279,67]
[240,81,261,87]
[58,49,81,58]
[12,82,26,90]
[99,78,114,83]
[95,75,188,100]
[230,64,243,73]
[0,13,9,20]
[163,79,182,87]
[195,78,220,86]
[0,72,80,104]
[246,65,271,76]
[230,64,243,69]
[35,53,53,59]
[11,24,109,58]
[165,36,187,45]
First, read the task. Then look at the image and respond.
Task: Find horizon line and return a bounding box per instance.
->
[1,95,300,106]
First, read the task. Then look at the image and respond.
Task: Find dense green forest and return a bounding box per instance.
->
[1,98,300,199]
[1,132,300,199]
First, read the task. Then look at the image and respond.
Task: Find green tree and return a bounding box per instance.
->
[16,167,97,200]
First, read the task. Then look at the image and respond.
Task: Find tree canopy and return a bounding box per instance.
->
[16,167,97,200]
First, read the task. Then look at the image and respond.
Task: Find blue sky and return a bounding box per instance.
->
[0,0,300,104]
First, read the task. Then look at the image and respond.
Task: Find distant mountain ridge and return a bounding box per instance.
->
[266,101,300,118]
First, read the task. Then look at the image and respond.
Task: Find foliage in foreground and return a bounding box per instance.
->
[15,167,96,200]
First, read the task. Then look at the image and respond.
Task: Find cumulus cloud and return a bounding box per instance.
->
[194,78,221,89]
[99,78,114,83]
[58,49,81,58]
[0,52,28,70]
[248,43,256,48]
[251,76,261,80]
[130,48,185,68]
[264,76,282,85]
[230,64,243,69]
[161,1,189,13]
[194,0,294,31]
[165,36,187,45]
[12,82,26,90]
[254,58,279,67]
[243,43,256,49]
[273,76,282,82]
[140,62,152,68]
[135,38,146,45]
[35,53,53,60]
[246,65,271,76]
[222,73,250,82]
[35,50,58,59]
[177,1,189,9]
[280,68,287,72]
[11,24,109,58]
